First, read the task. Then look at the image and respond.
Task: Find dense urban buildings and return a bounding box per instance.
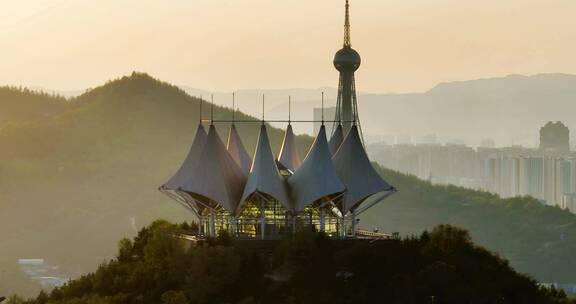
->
[369,121,576,213]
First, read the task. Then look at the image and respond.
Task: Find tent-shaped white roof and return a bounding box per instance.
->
[182,124,246,212]
[163,124,207,191]
[328,124,344,155]
[277,124,301,172]
[288,125,346,212]
[227,124,252,175]
[238,125,291,213]
[332,125,395,213]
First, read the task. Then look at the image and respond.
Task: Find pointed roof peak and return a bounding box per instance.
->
[227,124,252,175]
[182,124,246,212]
[288,125,345,212]
[163,123,207,191]
[329,124,345,155]
[277,124,301,172]
[239,125,291,213]
[333,125,394,213]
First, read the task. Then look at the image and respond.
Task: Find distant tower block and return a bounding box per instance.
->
[333,0,361,136]
[539,121,570,152]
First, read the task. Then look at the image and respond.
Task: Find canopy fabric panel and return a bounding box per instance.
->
[332,125,395,213]
[159,188,200,215]
[182,125,247,212]
[277,124,301,172]
[163,124,207,191]
[227,124,252,175]
[239,125,291,212]
[288,125,346,212]
[328,124,344,155]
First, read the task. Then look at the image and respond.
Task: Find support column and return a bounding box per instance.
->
[320,208,326,232]
[230,217,237,238]
[340,217,346,238]
[351,212,356,238]
[209,211,216,237]
[335,216,340,237]
[260,203,266,240]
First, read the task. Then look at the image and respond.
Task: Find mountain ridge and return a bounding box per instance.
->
[8,72,576,144]
[0,86,70,129]
[428,73,576,94]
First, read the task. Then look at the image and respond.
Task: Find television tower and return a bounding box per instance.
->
[333,0,361,136]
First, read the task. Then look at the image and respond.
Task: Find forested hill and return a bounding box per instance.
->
[363,167,576,284]
[9,222,572,304]
[0,87,69,128]
[2,72,576,296]
[0,73,312,296]
[0,73,311,161]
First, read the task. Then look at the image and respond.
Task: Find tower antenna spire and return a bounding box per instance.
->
[199,95,203,124]
[261,94,265,125]
[344,0,351,47]
[288,95,291,125]
[321,92,325,126]
[210,94,214,124]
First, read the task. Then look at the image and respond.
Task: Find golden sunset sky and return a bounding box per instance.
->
[1,0,575,93]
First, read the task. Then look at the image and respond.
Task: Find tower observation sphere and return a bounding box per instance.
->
[334,47,361,72]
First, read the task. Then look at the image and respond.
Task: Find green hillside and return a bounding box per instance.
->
[2,72,576,296]
[0,73,312,297]
[362,167,576,284]
[0,87,69,128]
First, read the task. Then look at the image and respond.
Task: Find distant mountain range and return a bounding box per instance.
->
[362,73,576,146]
[2,72,576,296]
[258,73,576,146]
[20,73,576,146]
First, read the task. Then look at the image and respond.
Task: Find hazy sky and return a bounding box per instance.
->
[1,0,575,93]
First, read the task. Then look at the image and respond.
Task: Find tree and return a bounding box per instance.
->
[19,222,576,304]
[161,290,188,304]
